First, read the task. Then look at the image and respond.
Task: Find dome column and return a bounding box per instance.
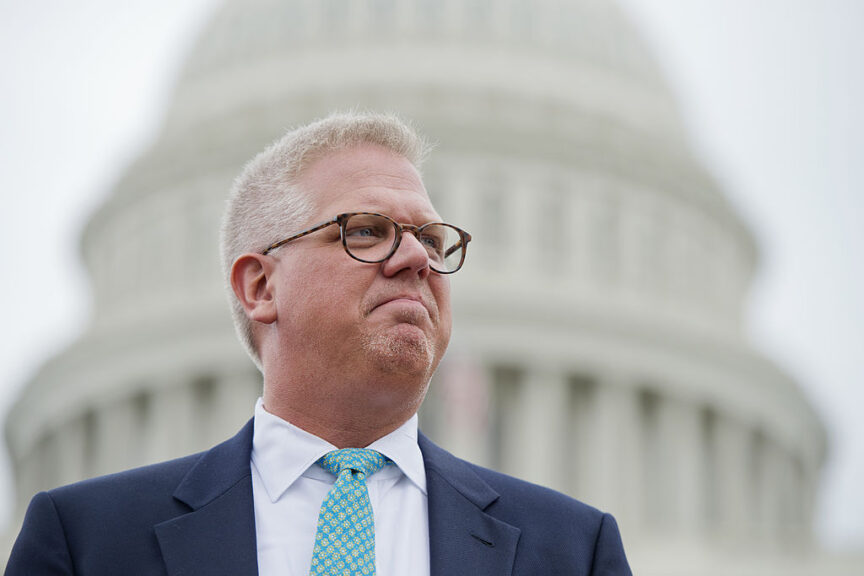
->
[655,394,707,538]
[147,378,198,462]
[714,414,752,543]
[93,397,141,476]
[513,365,569,490]
[588,373,641,526]
[55,416,87,488]
[212,368,262,434]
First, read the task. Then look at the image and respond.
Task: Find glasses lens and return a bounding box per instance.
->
[343,213,398,262]
[420,224,465,273]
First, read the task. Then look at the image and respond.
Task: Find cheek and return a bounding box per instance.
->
[277,263,337,324]
[292,261,372,324]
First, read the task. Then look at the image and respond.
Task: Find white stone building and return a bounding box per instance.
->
[6,0,850,573]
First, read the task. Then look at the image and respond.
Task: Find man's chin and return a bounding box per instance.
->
[362,324,435,376]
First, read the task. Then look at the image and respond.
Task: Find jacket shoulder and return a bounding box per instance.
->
[49,451,204,511]
[462,461,631,574]
[467,460,605,526]
[7,421,256,575]
[420,431,604,524]
[419,432,632,574]
[6,453,205,576]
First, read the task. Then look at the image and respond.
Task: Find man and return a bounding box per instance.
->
[7,112,631,575]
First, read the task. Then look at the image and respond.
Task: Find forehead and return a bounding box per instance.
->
[297,144,438,220]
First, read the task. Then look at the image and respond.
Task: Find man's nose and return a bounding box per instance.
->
[381,230,431,279]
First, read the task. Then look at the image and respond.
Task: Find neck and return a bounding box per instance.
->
[261,399,416,448]
[261,372,427,448]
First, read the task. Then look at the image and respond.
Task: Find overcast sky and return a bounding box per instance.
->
[1,0,862,551]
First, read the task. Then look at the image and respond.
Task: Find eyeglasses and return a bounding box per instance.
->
[262,212,472,274]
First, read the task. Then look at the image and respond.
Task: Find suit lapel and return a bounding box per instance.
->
[420,433,520,576]
[155,420,259,576]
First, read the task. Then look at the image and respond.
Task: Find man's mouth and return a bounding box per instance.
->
[368,294,433,321]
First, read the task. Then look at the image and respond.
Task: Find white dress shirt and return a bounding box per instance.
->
[251,398,431,576]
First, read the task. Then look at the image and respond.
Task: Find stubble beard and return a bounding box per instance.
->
[360,309,437,379]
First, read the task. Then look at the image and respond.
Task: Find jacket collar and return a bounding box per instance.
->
[154,419,259,576]
[420,432,521,576]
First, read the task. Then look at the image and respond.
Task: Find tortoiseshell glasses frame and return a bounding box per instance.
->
[261,212,472,274]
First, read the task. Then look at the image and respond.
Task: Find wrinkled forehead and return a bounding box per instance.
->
[297,144,437,219]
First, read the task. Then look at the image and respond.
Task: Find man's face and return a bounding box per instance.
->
[265,143,452,411]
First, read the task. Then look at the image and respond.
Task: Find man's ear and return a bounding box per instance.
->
[230,253,278,324]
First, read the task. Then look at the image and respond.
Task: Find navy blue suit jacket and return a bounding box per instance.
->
[6,420,631,575]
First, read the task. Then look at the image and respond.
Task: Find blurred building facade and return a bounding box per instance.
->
[4,0,843,573]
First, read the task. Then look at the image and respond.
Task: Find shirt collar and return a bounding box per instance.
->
[251,398,427,503]
[366,411,426,495]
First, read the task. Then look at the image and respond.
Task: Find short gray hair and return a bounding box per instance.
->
[220,111,431,369]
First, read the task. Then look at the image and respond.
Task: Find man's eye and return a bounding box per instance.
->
[347,227,376,237]
[345,224,389,240]
[421,235,442,250]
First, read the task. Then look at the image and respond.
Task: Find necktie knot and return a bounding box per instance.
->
[319,448,388,478]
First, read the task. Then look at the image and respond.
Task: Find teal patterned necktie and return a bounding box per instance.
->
[309,448,389,576]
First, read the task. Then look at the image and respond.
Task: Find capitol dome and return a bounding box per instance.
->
[5,1,827,573]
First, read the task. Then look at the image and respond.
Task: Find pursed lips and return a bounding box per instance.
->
[368,293,434,320]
